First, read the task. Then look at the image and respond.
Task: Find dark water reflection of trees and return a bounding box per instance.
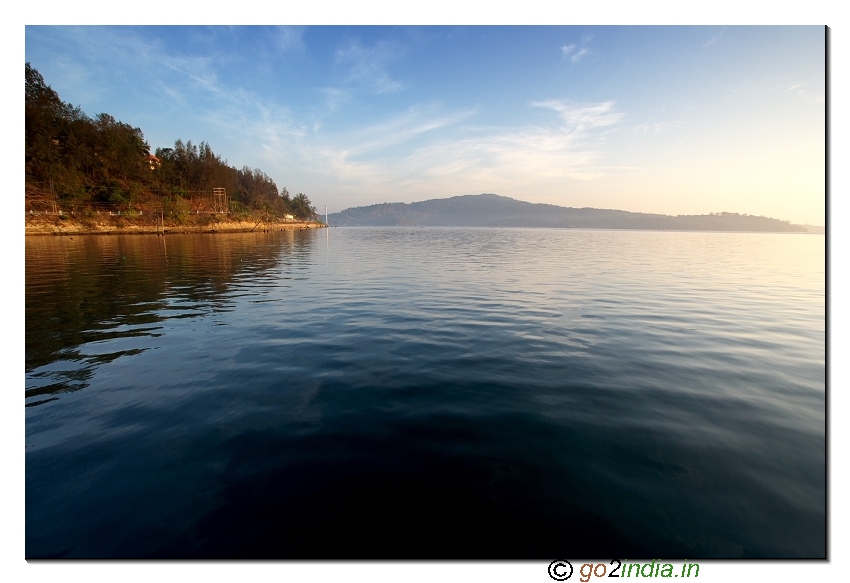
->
[25,231,314,407]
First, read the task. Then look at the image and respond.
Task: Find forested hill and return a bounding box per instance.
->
[25,63,317,220]
[329,194,811,232]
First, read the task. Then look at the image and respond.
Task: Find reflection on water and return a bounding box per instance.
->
[26,231,312,406]
[25,229,824,558]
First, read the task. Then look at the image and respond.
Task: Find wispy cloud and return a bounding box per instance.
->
[49,28,308,161]
[39,27,232,104]
[733,76,825,106]
[704,29,725,48]
[335,39,406,94]
[274,26,305,52]
[560,36,592,62]
[571,47,590,62]
[156,81,188,107]
[227,99,483,194]
[338,104,480,156]
[256,103,477,166]
[287,127,612,202]
[402,127,609,184]
[159,54,224,96]
[318,87,351,112]
[781,81,825,105]
[631,120,682,135]
[273,97,627,204]
[531,99,624,134]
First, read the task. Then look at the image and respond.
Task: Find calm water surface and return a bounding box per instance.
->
[25,228,825,558]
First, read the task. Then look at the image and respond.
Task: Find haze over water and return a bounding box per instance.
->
[25,228,824,558]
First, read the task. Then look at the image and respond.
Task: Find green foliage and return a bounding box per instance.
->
[25,63,316,221]
[164,196,191,224]
[290,192,318,220]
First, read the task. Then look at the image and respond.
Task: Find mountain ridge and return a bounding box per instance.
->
[328,193,815,232]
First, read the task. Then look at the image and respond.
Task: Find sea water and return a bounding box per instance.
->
[25,228,825,558]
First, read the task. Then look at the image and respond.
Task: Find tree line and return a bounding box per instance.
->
[25,63,317,220]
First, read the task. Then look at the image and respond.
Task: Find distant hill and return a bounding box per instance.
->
[328,194,813,232]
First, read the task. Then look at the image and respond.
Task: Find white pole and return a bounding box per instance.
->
[325,205,328,226]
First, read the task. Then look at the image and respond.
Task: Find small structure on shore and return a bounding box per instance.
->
[213,187,228,213]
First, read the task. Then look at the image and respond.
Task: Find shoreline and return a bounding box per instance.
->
[25,215,326,236]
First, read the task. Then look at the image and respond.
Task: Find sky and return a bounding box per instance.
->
[24,25,825,224]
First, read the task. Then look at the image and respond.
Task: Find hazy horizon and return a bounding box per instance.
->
[25,25,825,225]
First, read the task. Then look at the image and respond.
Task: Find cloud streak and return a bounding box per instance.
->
[561,35,593,62]
[335,39,406,94]
[571,47,590,62]
[531,99,625,134]
[704,29,725,48]
[270,98,627,204]
[274,26,305,52]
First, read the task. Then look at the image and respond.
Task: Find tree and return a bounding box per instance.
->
[290,192,317,220]
[26,64,296,218]
[25,62,72,183]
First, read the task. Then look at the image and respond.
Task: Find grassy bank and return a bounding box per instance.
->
[26,212,325,235]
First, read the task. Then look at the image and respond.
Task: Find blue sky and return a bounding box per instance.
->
[25,25,825,223]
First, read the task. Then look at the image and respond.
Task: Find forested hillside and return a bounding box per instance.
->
[25,63,317,221]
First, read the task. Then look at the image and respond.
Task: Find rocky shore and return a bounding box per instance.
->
[25,213,325,235]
